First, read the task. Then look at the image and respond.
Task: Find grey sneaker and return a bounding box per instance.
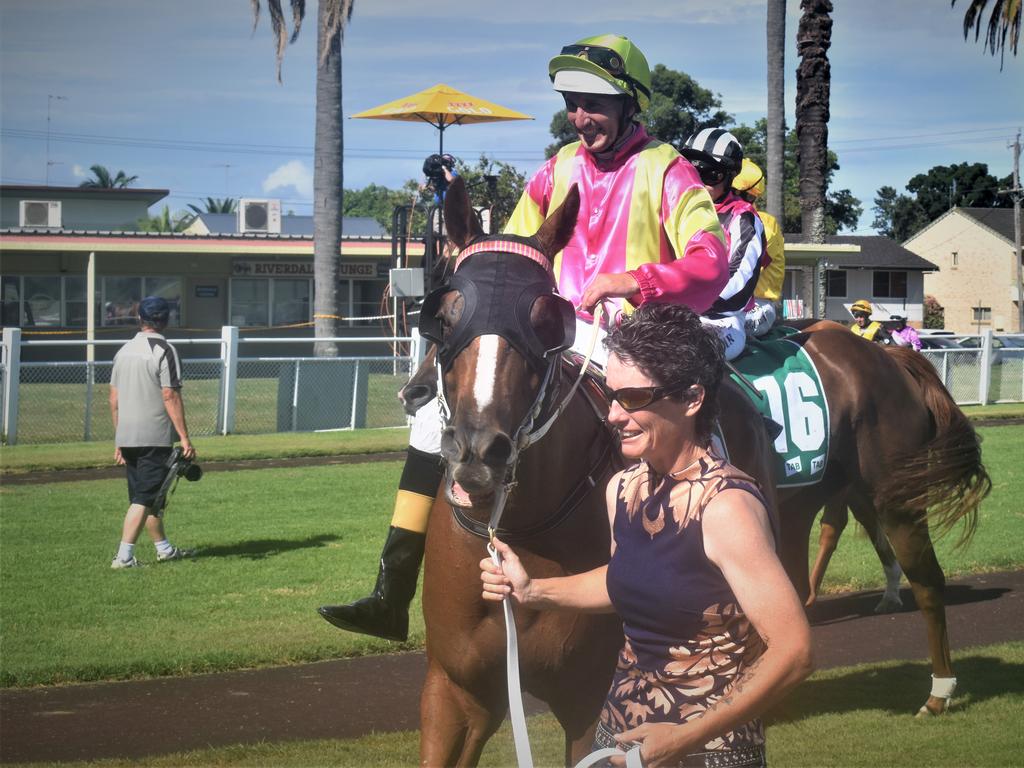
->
[157,546,197,562]
[111,556,142,570]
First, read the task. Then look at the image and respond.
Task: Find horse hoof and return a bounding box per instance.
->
[915,696,951,717]
[873,596,903,614]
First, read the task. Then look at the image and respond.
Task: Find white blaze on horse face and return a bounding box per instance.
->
[472,334,501,412]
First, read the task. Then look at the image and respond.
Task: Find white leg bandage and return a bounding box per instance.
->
[930,675,957,699]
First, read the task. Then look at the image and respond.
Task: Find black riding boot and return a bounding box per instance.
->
[318,526,426,641]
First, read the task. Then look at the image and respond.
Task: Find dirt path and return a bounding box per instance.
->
[2,569,1021,765]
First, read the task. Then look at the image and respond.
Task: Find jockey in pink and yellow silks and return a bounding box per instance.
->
[504,125,727,322]
[319,33,728,644]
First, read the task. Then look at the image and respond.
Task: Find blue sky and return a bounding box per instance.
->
[1,0,1021,233]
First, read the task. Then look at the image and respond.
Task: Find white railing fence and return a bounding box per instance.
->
[1,327,425,445]
[2,327,1020,446]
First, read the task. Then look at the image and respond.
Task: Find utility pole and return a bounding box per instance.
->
[999,130,1023,333]
[45,94,67,185]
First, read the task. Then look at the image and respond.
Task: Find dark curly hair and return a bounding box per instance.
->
[604,303,725,441]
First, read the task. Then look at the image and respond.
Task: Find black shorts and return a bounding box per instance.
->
[122,446,174,507]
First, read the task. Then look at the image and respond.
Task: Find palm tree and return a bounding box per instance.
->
[953,0,1022,69]
[766,0,787,223]
[79,164,138,189]
[187,197,237,214]
[136,206,194,233]
[795,0,832,244]
[251,0,354,356]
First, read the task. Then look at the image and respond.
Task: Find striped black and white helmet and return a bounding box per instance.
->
[680,128,744,173]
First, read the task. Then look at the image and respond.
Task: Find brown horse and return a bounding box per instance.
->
[415,180,776,766]
[768,332,990,714]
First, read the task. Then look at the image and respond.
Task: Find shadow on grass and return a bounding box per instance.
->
[809,582,1010,626]
[196,534,342,560]
[767,653,1023,724]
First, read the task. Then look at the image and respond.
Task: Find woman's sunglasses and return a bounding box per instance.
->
[607,382,694,412]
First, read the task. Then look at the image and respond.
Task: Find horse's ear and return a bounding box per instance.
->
[533,184,580,261]
[443,177,482,250]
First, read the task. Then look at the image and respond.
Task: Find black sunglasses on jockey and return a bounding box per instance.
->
[689,159,726,187]
[559,44,652,101]
[607,382,696,412]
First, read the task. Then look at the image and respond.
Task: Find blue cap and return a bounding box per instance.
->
[139,296,171,323]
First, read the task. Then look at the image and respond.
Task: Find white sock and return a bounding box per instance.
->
[117,542,135,562]
[154,539,174,557]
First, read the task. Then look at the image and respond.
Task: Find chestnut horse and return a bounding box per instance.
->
[415,180,776,766]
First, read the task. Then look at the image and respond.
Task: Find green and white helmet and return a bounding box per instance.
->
[548,34,652,111]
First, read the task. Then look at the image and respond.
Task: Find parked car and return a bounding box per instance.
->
[958,335,1024,365]
[919,335,967,350]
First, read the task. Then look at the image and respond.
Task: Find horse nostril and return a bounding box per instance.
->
[400,383,436,416]
[480,432,514,468]
[440,428,465,463]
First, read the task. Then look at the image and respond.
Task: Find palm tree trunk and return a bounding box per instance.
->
[796,0,832,244]
[766,0,786,223]
[312,0,341,357]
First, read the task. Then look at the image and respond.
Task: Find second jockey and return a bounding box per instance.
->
[681,129,768,361]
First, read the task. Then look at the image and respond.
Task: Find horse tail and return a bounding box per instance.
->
[877,347,991,546]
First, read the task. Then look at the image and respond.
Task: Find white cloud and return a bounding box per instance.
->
[262,160,313,199]
[71,164,87,178]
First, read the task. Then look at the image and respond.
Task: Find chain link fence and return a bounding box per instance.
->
[920,349,985,404]
[2,328,420,444]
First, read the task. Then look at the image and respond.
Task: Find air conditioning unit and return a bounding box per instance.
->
[238,199,281,234]
[19,200,62,228]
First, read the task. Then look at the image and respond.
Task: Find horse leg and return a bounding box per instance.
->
[420,658,505,767]
[807,496,849,607]
[880,519,956,716]
[845,493,903,613]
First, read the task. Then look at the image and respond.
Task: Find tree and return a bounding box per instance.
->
[953,0,1022,69]
[924,294,946,329]
[252,0,354,356]
[544,64,733,157]
[905,162,1012,220]
[79,164,138,189]
[795,0,833,243]
[733,119,861,234]
[136,206,194,233]
[187,197,237,214]
[766,0,787,222]
[449,156,527,234]
[871,186,929,242]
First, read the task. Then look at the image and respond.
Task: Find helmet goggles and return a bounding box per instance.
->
[554,43,651,103]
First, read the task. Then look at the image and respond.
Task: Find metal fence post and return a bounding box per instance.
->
[979,329,994,404]
[350,359,361,429]
[221,326,239,435]
[2,327,22,445]
[411,327,426,366]
[291,359,301,432]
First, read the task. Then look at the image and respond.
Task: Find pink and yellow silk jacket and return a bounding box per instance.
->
[504,126,728,318]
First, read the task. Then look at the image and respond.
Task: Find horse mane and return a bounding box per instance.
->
[878,346,991,547]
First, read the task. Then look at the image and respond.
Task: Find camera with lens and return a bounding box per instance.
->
[423,153,456,197]
[152,447,202,516]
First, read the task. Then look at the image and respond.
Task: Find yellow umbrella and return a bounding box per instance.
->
[352,83,532,156]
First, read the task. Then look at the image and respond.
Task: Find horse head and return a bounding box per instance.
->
[419,177,580,510]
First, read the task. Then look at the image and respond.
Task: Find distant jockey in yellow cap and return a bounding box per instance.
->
[849,299,893,344]
[732,158,784,337]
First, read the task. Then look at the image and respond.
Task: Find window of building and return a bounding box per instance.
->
[102,276,181,326]
[229,278,310,327]
[825,270,847,297]
[972,306,992,323]
[872,270,908,298]
[1,275,99,327]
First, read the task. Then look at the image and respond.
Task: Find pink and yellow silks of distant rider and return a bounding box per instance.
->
[754,209,784,303]
[503,125,728,319]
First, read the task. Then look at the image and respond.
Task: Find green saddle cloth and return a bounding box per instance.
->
[727,332,830,487]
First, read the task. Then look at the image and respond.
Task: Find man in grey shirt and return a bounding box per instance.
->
[109,296,197,569]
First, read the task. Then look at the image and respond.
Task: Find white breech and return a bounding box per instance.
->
[700,311,746,361]
[744,298,777,338]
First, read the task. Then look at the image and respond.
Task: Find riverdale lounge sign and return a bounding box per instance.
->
[232,260,382,279]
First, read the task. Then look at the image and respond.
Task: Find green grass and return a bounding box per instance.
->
[1,427,1021,688]
[11,642,1022,767]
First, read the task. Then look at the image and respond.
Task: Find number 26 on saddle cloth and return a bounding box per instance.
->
[723,336,830,488]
